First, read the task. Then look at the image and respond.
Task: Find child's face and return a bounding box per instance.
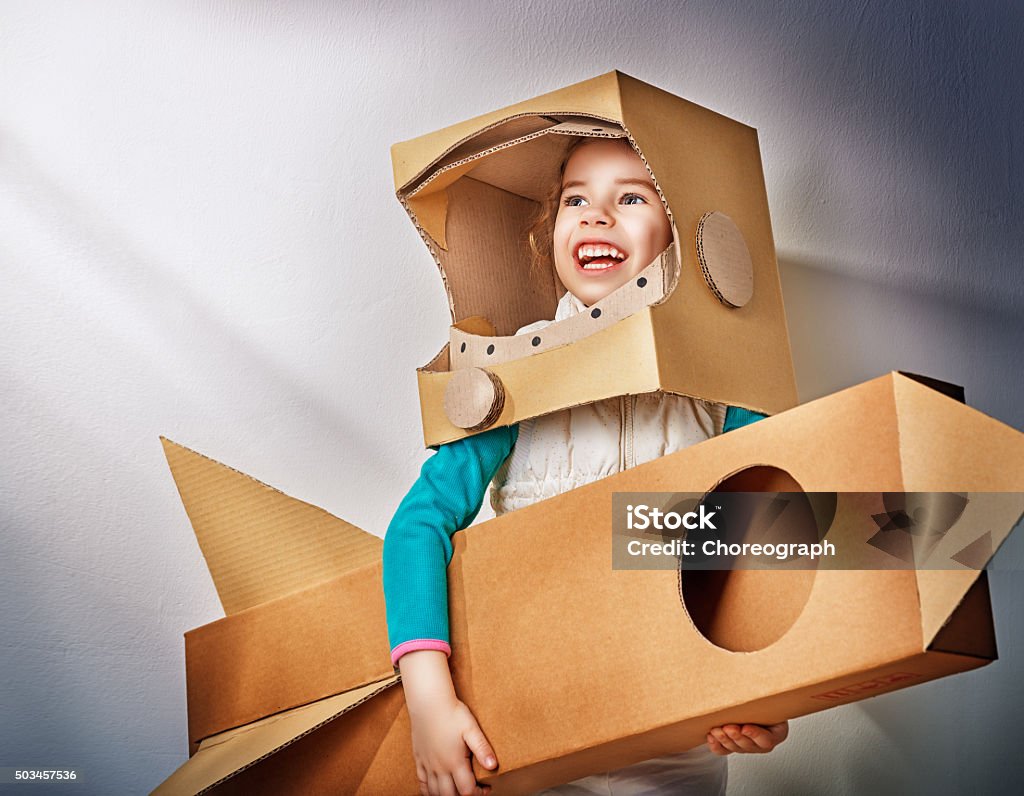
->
[552,139,673,307]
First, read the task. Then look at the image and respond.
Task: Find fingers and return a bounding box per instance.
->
[725,725,760,753]
[738,724,777,751]
[706,732,730,756]
[768,721,790,744]
[451,761,489,796]
[424,762,490,796]
[463,723,498,771]
[708,727,735,754]
[707,725,763,754]
[422,747,492,796]
[424,769,462,796]
[707,722,790,755]
[438,771,458,796]
[458,721,496,795]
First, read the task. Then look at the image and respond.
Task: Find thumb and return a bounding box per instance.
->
[463,721,498,770]
[767,721,789,742]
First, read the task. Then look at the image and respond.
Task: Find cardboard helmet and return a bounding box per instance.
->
[390,71,798,446]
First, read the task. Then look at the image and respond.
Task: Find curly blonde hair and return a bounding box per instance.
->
[525,136,589,281]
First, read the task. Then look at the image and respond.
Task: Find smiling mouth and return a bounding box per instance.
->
[575,242,628,272]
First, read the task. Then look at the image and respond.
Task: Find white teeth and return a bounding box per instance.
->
[577,243,627,263]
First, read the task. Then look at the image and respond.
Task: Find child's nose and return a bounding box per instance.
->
[580,203,613,226]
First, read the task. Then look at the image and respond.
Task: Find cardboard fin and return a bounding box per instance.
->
[151,676,400,796]
[159,437,382,615]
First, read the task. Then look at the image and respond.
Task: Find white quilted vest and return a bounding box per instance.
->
[490,291,725,516]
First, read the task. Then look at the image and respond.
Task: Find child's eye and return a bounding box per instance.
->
[621,193,647,205]
[563,195,588,207]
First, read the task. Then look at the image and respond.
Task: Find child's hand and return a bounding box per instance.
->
[399,650,498,796]
[409,695,496,796]
[706,721,789,755]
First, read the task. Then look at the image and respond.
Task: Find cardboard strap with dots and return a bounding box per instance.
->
[449,244,674,371]
[695,211,754,308]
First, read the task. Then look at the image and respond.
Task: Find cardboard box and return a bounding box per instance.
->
[153,373,1024,794]
[390,70,798,446]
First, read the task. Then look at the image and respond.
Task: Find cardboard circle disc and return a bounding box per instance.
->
[695,212,754,308]
[444,368,505,431]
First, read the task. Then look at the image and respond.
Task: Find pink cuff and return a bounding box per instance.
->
[391,639,452,666]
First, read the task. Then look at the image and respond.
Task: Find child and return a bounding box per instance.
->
[383,137,788,796]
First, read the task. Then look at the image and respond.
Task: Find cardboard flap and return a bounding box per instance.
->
[889,373,1024,642]
[913,495,1024,644]
[160,437,382,615]
[391,71,625,193]
[406,118,623,249]
[893,371,1024,490]
[406,188,449,249]
[151,676,399,796]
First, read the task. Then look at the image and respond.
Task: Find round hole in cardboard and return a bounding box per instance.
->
[678,466,830,652]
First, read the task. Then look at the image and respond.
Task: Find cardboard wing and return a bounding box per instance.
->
[154,373,1024,794]
[391,71,798,446]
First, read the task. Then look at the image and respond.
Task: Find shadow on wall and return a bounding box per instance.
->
[713,0,1023,317]
[777,254,1024,431]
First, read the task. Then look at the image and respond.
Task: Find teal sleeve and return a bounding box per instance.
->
[382,424,519,654]
[723,405,768,433]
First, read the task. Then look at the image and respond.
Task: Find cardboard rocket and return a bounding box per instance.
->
[152,73,1024,794]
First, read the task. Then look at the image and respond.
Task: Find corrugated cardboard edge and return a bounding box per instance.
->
[407,118,625,246]
[391,71,625,192]
[151,675,400,796]
[160,437,382,615]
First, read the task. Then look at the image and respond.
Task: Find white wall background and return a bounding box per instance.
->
[2,1,1021,793]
